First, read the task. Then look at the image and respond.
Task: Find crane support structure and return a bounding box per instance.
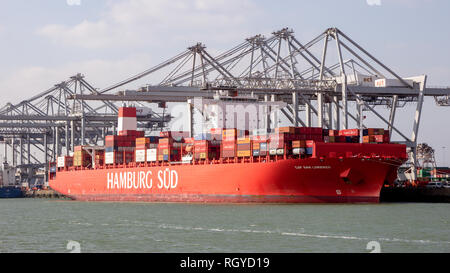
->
[1,27,449,184]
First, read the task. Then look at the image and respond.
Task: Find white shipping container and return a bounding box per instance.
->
[118,117,137,131]
[57,156,66,168]
[293,148,306,155]
[135,149,146,162]
[105,152,115,164]
[147,149,157,162]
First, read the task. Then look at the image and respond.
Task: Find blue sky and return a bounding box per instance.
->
[0,0,449,165]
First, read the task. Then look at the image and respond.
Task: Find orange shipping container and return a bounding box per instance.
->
[237,150,251,157]
[237,137,251,144]
[276,127,296,134]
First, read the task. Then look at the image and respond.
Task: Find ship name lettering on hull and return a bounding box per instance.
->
[107,168,178,190]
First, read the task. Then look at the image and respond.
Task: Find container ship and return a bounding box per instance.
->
[49,107,408,203]
[0,162,24,199]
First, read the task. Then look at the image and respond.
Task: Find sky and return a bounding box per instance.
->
[0,0,449,166]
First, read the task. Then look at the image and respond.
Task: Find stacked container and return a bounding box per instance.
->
[338,129,360,143]
[292,140,306,155]
[325,130,339,143]
[295,127,324,142]
[305,140,314,155]
[135,137,150,162]
[158,138,173,161]
[194,140,209,160]
[105,135,137,165]
[251,135,268,157]
[73,146,91,167]
[57,156,73,168]
[221,129,237,158]
[94,151,104,167]
[269,132,294,156]
[362,128,388,144]
[237,137,251,157]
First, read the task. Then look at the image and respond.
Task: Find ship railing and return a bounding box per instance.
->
[56,152,406,172]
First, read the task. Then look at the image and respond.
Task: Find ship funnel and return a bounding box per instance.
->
[118,107,137,133]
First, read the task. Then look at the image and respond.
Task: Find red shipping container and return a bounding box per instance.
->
[221,150,236,158]
[158,143,171,149]
[339,129,360,136]
[119,130,139,137]
[373,135,384,143]
[311,127,323,135]
[222,141,236,151]
[297,127,312,134]
[313,135,324,142]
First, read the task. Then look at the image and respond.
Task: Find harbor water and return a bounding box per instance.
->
[0,199,449,253]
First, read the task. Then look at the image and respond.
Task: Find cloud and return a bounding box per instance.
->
[37,0,261,49]
[0,54,155,104]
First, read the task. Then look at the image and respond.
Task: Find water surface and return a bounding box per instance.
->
[0,199,449,253]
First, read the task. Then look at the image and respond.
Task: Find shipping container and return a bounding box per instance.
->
[135,149,146,162]
[339,129,360,136]
[221,140,237,158]
[293,148,306,155]
[328,130,339,136]
[292,140,306,148]
[104,151,130,165]
[276,127,296,134]
[237,150,251,157]
[146,149,157,162]
[57,156,73,168]
[222,129,237,141]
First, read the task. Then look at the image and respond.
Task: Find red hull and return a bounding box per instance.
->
[49,157,401,203]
